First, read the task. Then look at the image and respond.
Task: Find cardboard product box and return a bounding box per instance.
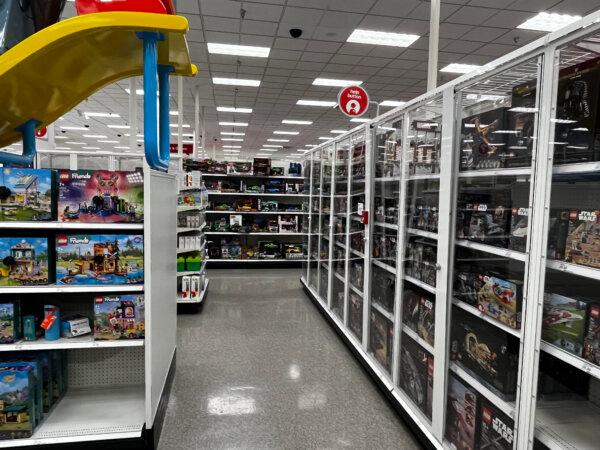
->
[399,332,433,419]
[56,234,144,285]
[445,373,479,450]
[259,241,281,259]
[0,366,36,440]
[253,158,271,176]
[181,276,191,300]
[372,265,395,313]
[460,108,510,171]
[507,80,537,168]
[258,200,278,212]
[348,292,363,339]
[508,207,529,253]
[450,307,520,398]
[58,170,143,223]
[0,359,43,428]
[547,209,570,261]
[466,204,511,249]
[565,209,600,269]
[418,295,435,346]
[0,168,55,222]
[542,293,590,357]
[477,273,523,330]
[421,243,437,287]
[221,239,242,260]
[369,309,393,372]
[270,167,284,176]
[0,238,49,286]
[282,243,304,260]
[350,260,364,290]
[0,301,21,344]
[207,241,222,260]
[402,288,421,332]
[454,269,484,307]
[583,303,600,365]
[477,399,515,450]
[406,239,423,279]
[94,294,145,340]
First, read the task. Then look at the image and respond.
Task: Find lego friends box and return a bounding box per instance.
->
[0,168,54,222]
[58,170,144,223]
[56,234,143,285]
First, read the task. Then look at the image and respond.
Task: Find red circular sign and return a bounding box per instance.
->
[35,127,47,138]
[338,85,369,117]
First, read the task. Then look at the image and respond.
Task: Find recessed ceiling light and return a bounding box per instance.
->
[222,138,244,142]
[440,63,481,74]
[221,131,245,136]
[223,145,242,149]
[124,88,145,95]
[169,124,191,128]
[217,106,253,113]
[268,139,289,142]
[219,122,249,127]
[97,140,119,144]
[207,43,270,58]
[305,145,317,148]
[136,139,144,143]
[83,134,107,139]
[331,130,346,134]
[182,140,195,144]
[65,141,86,145]
[517,12,581,32]
[54,136,68,140]
[61,126,88,131]
[84,112,120,119]
[297,99,337,107]
[263,144,283,148]
[273,131,299,135]
[380,100,406,107]
[347,29,419,47]
[107,125,130,129]
[170,111,179,116]
[54,146,71,150]
[255,153,273,157]
[114,146,130,150]
[282,120,313,125]
[313,78,363,87]
[260,149,279,152]
[170,133,194,137]
[82,146,101,150]
[350,118,370,123]
[213,77,261,87]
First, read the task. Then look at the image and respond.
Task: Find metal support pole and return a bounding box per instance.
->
[159,65,173,165]
[427,0,440,91]
[194,87,200,160]
[178,76,183,157]
[129,78,137,152]
[201,106,206,157]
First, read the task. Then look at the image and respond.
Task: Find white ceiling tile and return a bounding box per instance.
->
[327,0,377,13]
[460,26,509,43]
[241,20,278,35]
[274,38,309,51]
[243,3,285,21]
[203,17,240,32]
[305,41,343,53]
[280,7,325,27]
[445,6,500,25]
[370,0,421,17]
[200,0,240,18]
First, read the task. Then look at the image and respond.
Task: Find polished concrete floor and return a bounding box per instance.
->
[159,268,422,450]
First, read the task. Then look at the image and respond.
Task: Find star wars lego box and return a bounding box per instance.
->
[0,238,49,286]
[0,168,55,222]
[94,294,145,340]
[369,309,393,373]
[583,303,600,365]
[565,210,600,270]
[399,332,433,419]
[478,399,515,450]
[58,170,144,223]
[56,234,144,285]
[460,107,510,171]
[348,292,363,340]
[445,373,479,450]
[542,293,590,357]
[466,204,511,249]
[547,209,570,261]
[507,80,537,168]
[402,288,421,332]
[508,207,529,253]
[418,295,435,347]
[477,273,523,330]
[372,265,395,313]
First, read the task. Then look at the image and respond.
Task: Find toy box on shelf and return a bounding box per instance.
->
[418,295,435,346]
[94,294,145,340]
[371,265,395,313]
[402,288,421,332]
[227,161,253,175]
[478,398,515,450]
[0,168,55,222]
[56,234,144,285]
[253,158,271,176]
[0,301,21,343]
[282,243,304,260]
[445,373,479,450]
[460,107,511,171]
[405,237,437,287]
[564,209,600,270]
[58,170,144,223]
[458,203,512,249]
[278,215,299,233]
[399,332,433,419]
[584,303,600,365]
[0,366,36,439]
[508,207,528,252]
[369,309,393,372]
[0,238,49,286]
[542,293,592,357]
[348,292,363,339]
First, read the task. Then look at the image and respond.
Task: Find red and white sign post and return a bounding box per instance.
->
[338,85,369,117]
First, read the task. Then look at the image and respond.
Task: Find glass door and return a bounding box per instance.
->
[302,154,312,281]
[318,145,334,302]
[308,150,321,292]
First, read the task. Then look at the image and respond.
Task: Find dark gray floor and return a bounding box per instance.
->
[158,268,421,450]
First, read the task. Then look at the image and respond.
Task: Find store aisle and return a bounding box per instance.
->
[159,268,422,450]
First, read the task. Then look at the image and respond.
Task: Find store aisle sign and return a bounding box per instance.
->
[35,127,48,138]
[338,85,369,117]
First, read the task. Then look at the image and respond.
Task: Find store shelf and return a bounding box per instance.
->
[402,325,434,354]
[372,302,395,322]
[552,161,600,175]
[535,400,600,450]
[177,242,206,254]
[374,176,402,182]
[0,284,143,294]
[207,191,307,197]
[540,341,600,380]
[458,167,531,178]
[546,259,600,280]
[334,271,345,283]
[406,228,438,240]
[0,385,145,448]
[455,239,527,262]
[0,335,143,351]
[408,173,440,181]
[177,262,206,277]
[206,210,308,215]
[206,258,306,263]
[177,278,209,304]
[372,259,396,274]
[404,275,436,294]
[449,362,515,419]
[202,173,304,180]
[177,225,204,233]
[374,221,399,231]
[177,204,206,212]
[179,186,202,192]
[204,231,305,236]
[349,283,363,296]
[0,221,144,230]
[452,298,521,338]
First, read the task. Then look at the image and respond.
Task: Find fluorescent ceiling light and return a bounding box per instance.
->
[54,146,71,150]
[263,144,283,148]
[255,153,273,157]
[170,133,194,138]
[114,146,131,150]
[313,78,363,87]
[350,118,370,123]
[124,88,145,95]
[380,100,406,107]
[331,130,346,134]
[97,140,119,144]
[223,145,242,149]
[217,106,253,114]
[268,139,289,142]
[169,124,191,128]
[82,146,101,150]
[207,43,270,58]
[54,136,68,140]
[273,131,299,135]
[221,132,245,136]
[182,140,194,144]
[347,29,419,47]
[222,138,244,142]
[83,134,107,139]
[219,122,248,127]
[213,77,260,87]
[65,141,86,145]
[517,12,581,32]
[297,99,336,107]
[84,112,120,119]
[107,125,130,129]
[319,137,334,140]
[305,145,317,148]
[61,126,88,131]
[509,107,538,113]
[282,120,313,125]
[440,63,482,74]
[170,111,179,116]
[136,139,144,143]
[260,149,279,152]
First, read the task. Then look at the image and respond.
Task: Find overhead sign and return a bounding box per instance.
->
[338,85,369,117]
[35,127,48,138]
[170,143,194,155]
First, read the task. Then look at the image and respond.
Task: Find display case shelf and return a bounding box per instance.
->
[349,283,363,296]
[452,298,521,338]
[535,400,600,450]
[207,191,308,197]
[455,239,527,262]
[552,161,600,175]
[204,231,305,236]
[546,260,600,280]
[372,302,395,322]
[0,335,144,351]
[372,259,396,274]
[202,173,303,180]
[334,271,345,283]
[402,324,434,354]
[374,176,402,182]
[404,275,436,294]
[407,174,440,181]
[373,221,399,230]
[177,278,209,304]
[406,228,438,240]
[0,284,144,294]
[177,225,205,233]
[177,242,206,254]
[457,167,531,178]
[177,204,206,212]
[207,258,307,263]
[0,222,144,230]
[540,342,600,380]
[206,210,309,215]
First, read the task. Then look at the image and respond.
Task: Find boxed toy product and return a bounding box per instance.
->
[460,108,510,171]
[0,366,35,440]
[282,243,304,260]
[0,301,21,344]
[399,332,433,419]
[0,238,49,286]
[58,170,144,223]
[259,241,281,259]
[478,399,515,450]
[477,273,523,330]
[508,207,529,252]
[94,294,145,340]
[445,373,479,450]
[454,269,483,307]
[542,293,590,357]
[221,239,242,260]
[450,307,520,398]
[0,358,43,428]
[0,168,55,222]
[507,80,537,167]
[547,209,570,260]
[348,293,363,339]
[402,288,421,332]
[565,209,600,269]
[369,309,393,372]
[253,158,271,176]
[466,204,511,249]
[418,295,435,346]
[371,266,395,313]
[584,303,600,365]
[56,234,144,285]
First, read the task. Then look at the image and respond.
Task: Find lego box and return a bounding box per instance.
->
[565,210,600,269]
[583,303,600,365]
[399,332,433,419]
[58,170,144,223]
[542,293,590,357]
[478,399,514,450]
[94,294,145,340]
[56,234,144,285]
[0,168,55,222]
[477,273,523,330]
[445,373,479,450]
[0,367,36,440]
[0,238,49,286]
[0,302,21,344]
[418,295,435,346]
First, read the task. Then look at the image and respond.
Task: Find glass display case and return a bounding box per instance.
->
[308,151,321,292]
[318,145,333,302]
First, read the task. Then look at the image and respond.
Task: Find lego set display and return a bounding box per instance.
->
[348,292,363,340]
[0,168,55,222]
[371,265,395,313]
[399,333,433,419]
[405,237,437,287]
[445,373,479,450]
[369,309,393,372]
[564,209,600,270]
[0,238,49,286]
[94,295,145,340]
[542,293,591,357]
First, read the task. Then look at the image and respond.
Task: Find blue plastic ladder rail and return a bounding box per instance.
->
[0,120,40,167]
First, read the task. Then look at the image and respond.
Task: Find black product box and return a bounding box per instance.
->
[406,238,437,287]
[508,80,536,167]
[207,241,222,260]
[399,332,433,419]
[508,207,529,252]
[466,203,511,249]
[270,167,284,176]
[253,158,271,176]
[369,309,393,372]
[460,107,511,171]
[450,307,520,398]
[410,204,438,233]
[350,260,363,290]
[348,292,363,339]
[542,293,591,357]
[548,209,570,261]
[478,399,515,450]
[565,209,600,269]
[402,288,421,332]
[454,269,484,307]
[584,303,600,365]
[258,241,281,259]
[418,295,435,346]
[445,373,479,450]
[371,265,395,313]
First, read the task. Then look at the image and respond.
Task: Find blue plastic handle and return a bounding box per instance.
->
[0,120,39,167]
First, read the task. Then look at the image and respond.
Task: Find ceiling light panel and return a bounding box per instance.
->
[169,124,191,128]
[61,126,88,131]
[83,134,107,139]
[319,137,334,140]
[313,78,363,87]
[213,77,261,87]
[219,122,249,127]
[331,130,346,134]
[84,112,120,118]
[263,144,283,148]
[207,43,270,58]
[222,138,244,142]
[282,120,313,125]
[297,100,337,107]
[273,131,299,135]
[107,125,130,130]
[268,139,289,142]
[440,63,482,74]
[350,118,370,123]
[347,29,419,47]
[517,12,581,32]
[223,145,242,149]
[221,132,245,136]
[380,100,406,107]
[217,106,253,113]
